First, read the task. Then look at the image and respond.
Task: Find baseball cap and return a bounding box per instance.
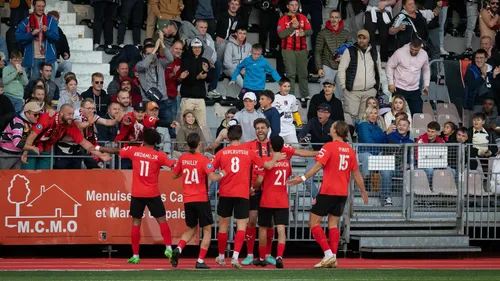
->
[191,38,203,47]
[147,101,159,111]
[24,102,42,113]
[242,92,257,101]
[322,78,335,86]
[227,119,239,127]
[317,103,331,113]
[157,19,171,30]
[357,29,370,39]
[134,102,147,112]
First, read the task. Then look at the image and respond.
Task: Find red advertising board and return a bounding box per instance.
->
[0,170,198,245]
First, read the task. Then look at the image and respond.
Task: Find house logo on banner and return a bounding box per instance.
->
[4,174,82,234]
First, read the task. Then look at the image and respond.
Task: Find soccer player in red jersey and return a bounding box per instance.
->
[21,104,111,167]
[240,118,316,266]
[288,121,369,268]
[171,133,225,269]
[97,128,177,266]
[212,125,286,269]
[253,136,292,269]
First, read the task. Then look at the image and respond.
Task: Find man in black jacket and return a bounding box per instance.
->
[179,38,212,127]
[215,0,241,61]
[96,102,122,142]
[24,62,60,103]
[48,11,72,85]
[81,72,110,117]
[307,78,344,123]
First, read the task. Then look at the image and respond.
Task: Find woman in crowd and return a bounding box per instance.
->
[57,76,81,110]
[384,95,412,129]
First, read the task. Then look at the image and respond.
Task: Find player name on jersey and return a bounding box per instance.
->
[133,152,160,160]
[222,149,249,155]
[181,160,199,165]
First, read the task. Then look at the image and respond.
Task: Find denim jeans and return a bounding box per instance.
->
[380,169,403,199]
[358,152,372,177]
[6,96,23,113]
[27,59,56,81]
[465,2,478,49]
[439,6,448,49]
[158,98,177,138]
[209,60,222,92]
[55,60,73,89]
[306,158,319,198]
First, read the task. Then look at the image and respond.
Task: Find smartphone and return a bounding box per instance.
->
[391,120,396,126]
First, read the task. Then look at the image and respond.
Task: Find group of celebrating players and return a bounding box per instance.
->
[97,117,369,269]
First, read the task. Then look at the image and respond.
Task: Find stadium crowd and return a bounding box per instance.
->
[0,0,500,269]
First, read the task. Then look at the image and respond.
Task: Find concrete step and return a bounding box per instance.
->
[68,37,93,51]
[60,25,92,38]
[71,62,110,75]
[68,50,107,64]
[350,229,460,237]
[359,235,471,249]
[359,246,481,253]
[58,13,77,26]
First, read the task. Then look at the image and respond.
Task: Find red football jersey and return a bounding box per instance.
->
[173,152,214,203]
[257,157,292,208]
[33,112,84,152]
[212,144,265,199]
[114,113,158,143]
[241,140,295,189]
[120,146,176,197]
[314,141,358,196]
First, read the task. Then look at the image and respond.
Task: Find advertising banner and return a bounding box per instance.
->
[0,170,197,245]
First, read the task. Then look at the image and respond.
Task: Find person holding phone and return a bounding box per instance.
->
[57,75,81,111]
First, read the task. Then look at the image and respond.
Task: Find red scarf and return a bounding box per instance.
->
[325,20,344,36]
[26,13,48,55]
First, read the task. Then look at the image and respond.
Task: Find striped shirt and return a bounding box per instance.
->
[0,114,32,154]
[277,14,311,51]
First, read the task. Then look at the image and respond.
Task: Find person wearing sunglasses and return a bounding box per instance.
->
[82,72,111,117]
[0,102,42,169]
[479,0,500,46]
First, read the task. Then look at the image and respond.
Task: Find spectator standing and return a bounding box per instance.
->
[145,101,171,154]
[91,0,118,51]
[15,0,59,79]
[47,10,71,87]
[438,0,448,55]
[315,10,352,101]
[116,90,134,113]
[117,0,144,47]
[24,62,59,103]
[215,0,241,61]
[110,76,143,107]
[464,49,494,118]
[338,29,382,121]
[464,0,480,54]
[259,90,281,137]
[230,44,281,101]
[298,103,334,197]
[0,102,40,169]
[194,20,221,97]
[234,92,265,142]
[57,76,81,111]
[136,39,174,120]
[277,0,312,99]
[307,78,344,123]
[108,62,132,96]
[273,77,302,144]
[81,72,110,117]
[223,28,252,89]
[0,35,9,75]
[480,1,500,48]
[258,0,280,56]
[390,0,434,48]
[10,0,30,29]
[164,41,185,138]
[386,38,430,114]
[184,0,217,37]
[96,102,122,142]
[147,0,184,38]
[3,51,29,113]
[179,38,212,127]
[364,0,397,62]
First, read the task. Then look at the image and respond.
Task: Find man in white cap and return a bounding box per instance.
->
[0,102,42,169]
[234,92,265,143]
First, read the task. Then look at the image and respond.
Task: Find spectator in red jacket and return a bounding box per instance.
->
[164,40,185,138]
[110,76,142,107]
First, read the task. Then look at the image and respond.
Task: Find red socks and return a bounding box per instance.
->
[277,243,285,258]
[131,225,140,255]
[266,228,274,255]
[311,225,330,252]
[259,245,267,259]
[233,230,245,253]
[199,247,208,259]
[159,222,172,246]
[245,226,256,255]
[329,228,340,255]
[218,232,228,255]
[178,239,187,251]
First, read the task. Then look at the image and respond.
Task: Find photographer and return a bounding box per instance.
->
[259,0,280,56]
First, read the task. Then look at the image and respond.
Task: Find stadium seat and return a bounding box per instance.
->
[411,127,426,139]
[344,113,354,126]
[404,170,435,195]
[436,103,460,121]
[432,170,457,196]
[413,113,434,129]
[437,114,460,129]
[423,102,434,116]
[467,173,490,196]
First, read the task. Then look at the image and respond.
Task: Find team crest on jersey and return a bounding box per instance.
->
[36,124,42,130]
[284,101,288,105]
[207,163,213,169]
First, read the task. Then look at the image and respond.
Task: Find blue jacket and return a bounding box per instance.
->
[262,107,281,138]
[357,121,388,154]
[388,131,413,165]
[232,56,281,91]
[463,63,493,110]
[15,15,59,66]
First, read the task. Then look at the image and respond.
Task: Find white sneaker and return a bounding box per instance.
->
[119,44,125,48]
[207,90,221,98]
[93,44,100,50]
[384,197,393,207]
[231,258,242,269]
[215,256,226,266]
[440,48,449,55]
